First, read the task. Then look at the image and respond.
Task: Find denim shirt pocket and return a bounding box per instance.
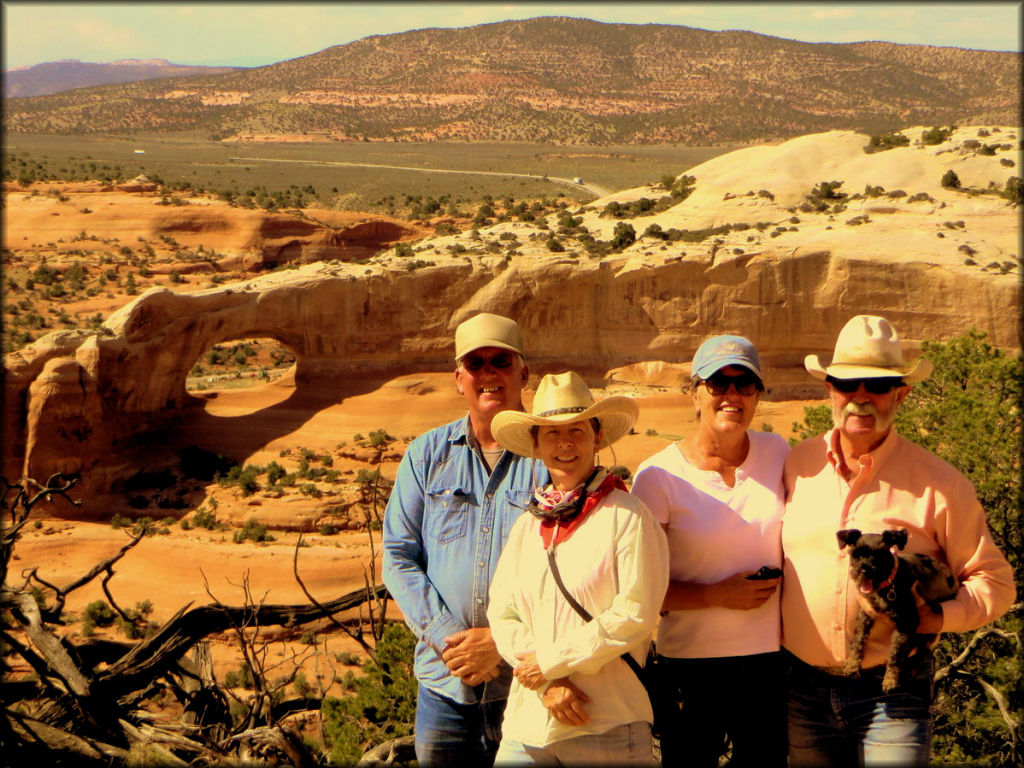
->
[425,485,472,543]
[501,489,532,539]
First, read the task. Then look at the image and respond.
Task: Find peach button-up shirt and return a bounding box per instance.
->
[781,427,1015,671]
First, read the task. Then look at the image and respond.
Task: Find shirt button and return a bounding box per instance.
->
[478,561,485,567]
[482,526,489,532]
[486,493,494,499]
[477,598,484,604]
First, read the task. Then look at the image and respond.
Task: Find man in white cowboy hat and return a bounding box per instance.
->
[486,372,668,764]
[781,315,1014,767]
[383,312,546,767]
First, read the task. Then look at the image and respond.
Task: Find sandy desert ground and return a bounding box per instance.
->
[12,371,817,622]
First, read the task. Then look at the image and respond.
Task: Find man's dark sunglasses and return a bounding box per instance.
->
[702,372,762,396]
[461,353,516,372]
[826,375,904,395]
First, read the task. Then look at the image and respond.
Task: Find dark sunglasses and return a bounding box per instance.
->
[826,375,904,395]
[702,372,761,396]
[461,353,516,372]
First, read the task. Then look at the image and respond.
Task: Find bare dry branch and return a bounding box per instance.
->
[293,533,379,663]
[14,592,92,698]
[6,709,129,760]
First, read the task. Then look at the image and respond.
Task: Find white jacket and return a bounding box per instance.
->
[487,488,669,747]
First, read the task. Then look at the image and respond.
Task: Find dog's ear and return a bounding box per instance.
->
[836,529,861,549]
[883,528,909,550]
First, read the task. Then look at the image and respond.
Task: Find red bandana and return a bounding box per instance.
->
[539,472,626,549]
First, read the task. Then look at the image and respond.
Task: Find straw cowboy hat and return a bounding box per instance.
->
[805,315,933,383]
[492,371,639,457]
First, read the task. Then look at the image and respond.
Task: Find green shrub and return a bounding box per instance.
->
[222,464,259,496]
[546,237,565,252]
[131,517,157,537]
[335,650,360,666]
[117,600,155,640]
[369,428,394,448]
[356,468,381,486]
[941,170,961,189]
[110,513,132,529]
[300,483,322,498]
[669,175,696,200]
[922,126,956,145]
[293,671,313,698]
[810,180,847,202]
[643,223,665,240]
[224,662,254,689]
[610,222,636,251]
[265,461,287,485]
[192,506,219,529]
[233,518,274,544]
[322,623,418,765]
[83,600,116,628]
[864,132,910,153]
[1002,176,1023,205]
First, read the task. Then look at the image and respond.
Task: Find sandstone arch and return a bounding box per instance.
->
[4,243,1018,516]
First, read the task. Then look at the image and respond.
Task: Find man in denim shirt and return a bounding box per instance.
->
[384,313,543,767]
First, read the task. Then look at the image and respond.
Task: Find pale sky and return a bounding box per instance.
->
[2,1,1021,70]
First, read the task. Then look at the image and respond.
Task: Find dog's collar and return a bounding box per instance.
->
[876,545,901,591]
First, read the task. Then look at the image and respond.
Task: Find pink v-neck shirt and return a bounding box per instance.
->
[631,431,789,659]
[781,428,1015,670]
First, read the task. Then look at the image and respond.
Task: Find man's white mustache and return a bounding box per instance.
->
[844,402,879,417]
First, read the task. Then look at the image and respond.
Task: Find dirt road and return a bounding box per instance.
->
[231,156,614,198]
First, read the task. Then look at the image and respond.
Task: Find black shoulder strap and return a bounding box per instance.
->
[546,548,646,679]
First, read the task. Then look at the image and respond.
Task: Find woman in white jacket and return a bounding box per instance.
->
[487,372,668,765]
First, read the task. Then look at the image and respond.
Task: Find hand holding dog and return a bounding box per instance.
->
[864,598,945,635]
[710,571,780,610]
[542,677,591,725]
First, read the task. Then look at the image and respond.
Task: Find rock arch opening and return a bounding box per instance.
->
[186,336,297,399]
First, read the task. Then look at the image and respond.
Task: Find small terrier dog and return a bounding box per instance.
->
[836,527,958,692]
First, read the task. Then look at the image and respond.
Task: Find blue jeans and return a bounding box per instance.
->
[495,721,653,765]
[656,652,787,768]
[415,682,507,768]
[786,652,933,767]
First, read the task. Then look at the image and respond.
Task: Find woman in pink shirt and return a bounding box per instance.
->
[632,335,789,768]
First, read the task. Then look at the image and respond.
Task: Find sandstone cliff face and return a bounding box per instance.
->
[4,126,1020,513]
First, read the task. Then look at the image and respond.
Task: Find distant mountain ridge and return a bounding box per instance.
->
[3,17,1019,143]
[3,58,244,98]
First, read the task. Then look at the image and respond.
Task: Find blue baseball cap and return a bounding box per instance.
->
[692,335,762,380]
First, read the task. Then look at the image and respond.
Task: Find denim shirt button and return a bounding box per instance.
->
[482,526,489,532]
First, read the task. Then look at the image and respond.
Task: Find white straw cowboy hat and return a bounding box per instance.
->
[805,315,933,383]
[492,371,639,457]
